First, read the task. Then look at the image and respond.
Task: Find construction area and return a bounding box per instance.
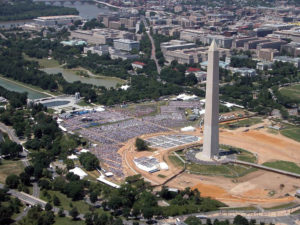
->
[58,100,300,208]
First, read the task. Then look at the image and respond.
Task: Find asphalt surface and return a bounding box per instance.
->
[142,17,161,75]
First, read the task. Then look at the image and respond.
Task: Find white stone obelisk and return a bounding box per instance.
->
[197,40,219,160]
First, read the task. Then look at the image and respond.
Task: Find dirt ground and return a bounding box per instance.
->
[118,119,300,207]
[167,171,299,207]
[220,129,300,164]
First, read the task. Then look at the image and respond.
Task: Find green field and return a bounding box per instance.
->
[263,202,297,210]
[186,163,256,178]
[168,155,184,168]
[263,160,300,174]
[23,54,60,68]
[280,127,300,142]
[221,145,257,163]
[280,84,300,102]
[54,217,85,225]
[40,190,90,214]
[221,117,263,129]
[0,159,24,183]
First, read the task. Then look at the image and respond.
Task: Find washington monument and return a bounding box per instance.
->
[197,40,219,160]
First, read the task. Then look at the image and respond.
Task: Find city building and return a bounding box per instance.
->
[230,67,257,77]
[83,45,109,56]
[70,28,135,45]
[60,40,87,46]
[257,48,280,61]
[34,15,82,26]
[273,56,300,69]
[113,39,140,51]
[256,61,273,70]
[180,29,208,42]
[160,40,196,53]
[109,48,139,60]
[132,61,145,70]
[281,42,300,57]
[164,46,230,65]
[200,35,233,49]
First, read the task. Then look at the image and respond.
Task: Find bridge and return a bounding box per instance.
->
[33,0,90,4]
[33,0,125,10]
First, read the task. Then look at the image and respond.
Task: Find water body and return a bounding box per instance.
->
[41,67,122,88]
[59,2,113,19]
[0,19,34,29]
[0,2,113,28]
[0,77,49,99]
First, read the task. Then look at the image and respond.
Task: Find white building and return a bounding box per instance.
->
[84,45,109,56]
[113,39,139,52]
[230,67,257,77]
[34,15,82,26]
[69,167,87,179]
[132,61,145,69]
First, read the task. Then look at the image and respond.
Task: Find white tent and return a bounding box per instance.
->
[67,154,78,160]
[159,162,169,170]
[69,167,87,179]
[181,126,195,132]
[176,93,198,101]
[120,85,130,90]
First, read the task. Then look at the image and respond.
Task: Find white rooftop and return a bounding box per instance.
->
[69,167,87,179]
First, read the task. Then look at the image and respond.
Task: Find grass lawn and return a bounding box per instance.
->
[0,159,24,183]
[280,84,300,103]
[157,174,166,178]
[40,190,90,214]
[187,163,256,178]
[168,155,184,168]
[220,145,257,163]
[263,160,300,174]
[23,54,60,68]
[263,202,297,210]
[76,100,92,107]
[280,127,300,142]
[292,209,300,215]
[236,150,257,163]
[221,117,263,129]
[54,216,85,225]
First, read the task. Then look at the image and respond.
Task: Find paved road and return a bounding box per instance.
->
[142,17,161,75]
[0,122,21,144]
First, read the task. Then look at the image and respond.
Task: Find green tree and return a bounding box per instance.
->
[58,207,65,217]
[5,174,20,189]
[233,215,249,225]
[135,138,148,151]
[53,195,60,206]
[45,202,53,211]
[70,207,79,220]
[79,152,99,171]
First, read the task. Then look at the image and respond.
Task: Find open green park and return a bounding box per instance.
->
[280,84,300,103]
[169,146,258,178]
[280,126,300,142]
[0,159,24,183]
[262,160,300,175]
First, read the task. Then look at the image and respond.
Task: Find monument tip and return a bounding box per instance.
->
[209,39,218,51]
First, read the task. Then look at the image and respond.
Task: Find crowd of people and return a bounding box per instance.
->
[91,144,124,177]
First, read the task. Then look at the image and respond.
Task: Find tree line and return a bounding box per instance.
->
[0,0,78,21]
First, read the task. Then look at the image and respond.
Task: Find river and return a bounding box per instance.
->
[0,2,113,28]
[41,67,123,88]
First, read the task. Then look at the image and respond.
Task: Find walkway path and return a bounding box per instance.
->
[229,159,300,178]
